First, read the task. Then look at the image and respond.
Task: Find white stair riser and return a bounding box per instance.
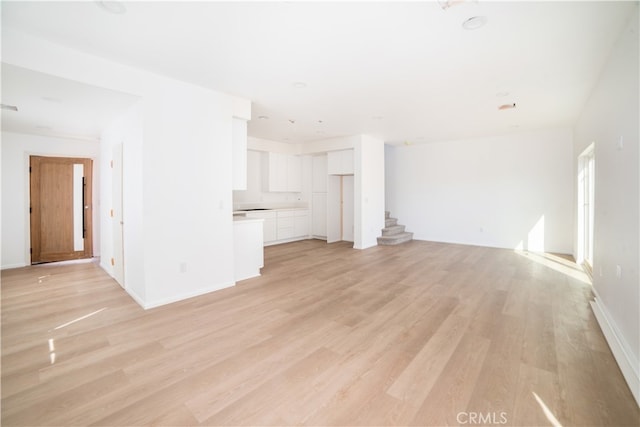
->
[379,210,412,245]
[382,225,405,236]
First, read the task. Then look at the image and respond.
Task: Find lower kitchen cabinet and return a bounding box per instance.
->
[245,209,309,246]
[244,211,277,244]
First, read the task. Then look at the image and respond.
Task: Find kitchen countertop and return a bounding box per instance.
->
[233,206,309,215]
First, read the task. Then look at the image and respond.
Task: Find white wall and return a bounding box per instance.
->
[384,143,397,215]
[1,131,100,269]
[389,128,574,253]
[100,103,145,300]
[573,10,639,403]
[3,28,251,308]
[355,135,385,249]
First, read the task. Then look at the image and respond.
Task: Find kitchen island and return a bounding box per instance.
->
[233,216,264,282]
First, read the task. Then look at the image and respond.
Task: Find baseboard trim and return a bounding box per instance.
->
[126,288,147,309]
[141,281,236,310]
[1,262,28,270]
[590,295,640,407]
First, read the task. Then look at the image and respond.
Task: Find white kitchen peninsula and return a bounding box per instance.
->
[233,217,264,282]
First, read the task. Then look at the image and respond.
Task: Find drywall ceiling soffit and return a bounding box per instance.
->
[1,63,140,141]
[1,1,635,145]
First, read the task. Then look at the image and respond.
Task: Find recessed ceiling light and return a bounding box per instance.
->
[258,115,269,120]
[1,104,18,111]
[462,16,487,30]
[496,91,510,97]
[498,103,516,110]
[96,1,126,15]
[292,82,307,89]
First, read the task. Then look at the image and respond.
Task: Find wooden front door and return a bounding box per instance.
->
[30,156,93,264]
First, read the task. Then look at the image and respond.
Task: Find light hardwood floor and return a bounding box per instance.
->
[1,240,638,426]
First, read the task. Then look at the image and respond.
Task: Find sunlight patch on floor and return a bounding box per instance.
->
[52,307,108,331]
[515,251,591,285]
[533,391,563,427]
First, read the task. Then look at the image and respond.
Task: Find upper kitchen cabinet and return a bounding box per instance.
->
[232,118,248,190]
[262,152,302,192]
[312,154,328,192]
[327,149,354,175]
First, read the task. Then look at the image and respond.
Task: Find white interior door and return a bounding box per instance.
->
[342,175,354,242]
[112,144,125,287]
[327,175,341,243]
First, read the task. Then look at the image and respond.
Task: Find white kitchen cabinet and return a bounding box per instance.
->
[277,211,296,240]
[263,152,287,192]
[245,209,309,245]
[263,152,302,192]
[312,155,328,192]
[245,210,277,243]
[276,209,309,241]
[327,149,354,175]
[287,155,302,192]
[294,210,310,237]
[312,192,327,238]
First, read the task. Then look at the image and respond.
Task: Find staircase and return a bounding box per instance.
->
[377,211,413,246]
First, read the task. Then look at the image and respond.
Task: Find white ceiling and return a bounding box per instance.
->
[1,63,140,141]
[1,1,635,145]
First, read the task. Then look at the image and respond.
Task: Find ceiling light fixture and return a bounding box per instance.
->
[462,16,487,30]
[257,115,269,120]
[292,82,307,89]
[96,1,127,15]
[1,104,18,111]
[498,103,516,110]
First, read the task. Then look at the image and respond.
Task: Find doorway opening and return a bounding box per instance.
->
[30,156,93,264]
[577,143,595,275]
[327,174,354,243]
